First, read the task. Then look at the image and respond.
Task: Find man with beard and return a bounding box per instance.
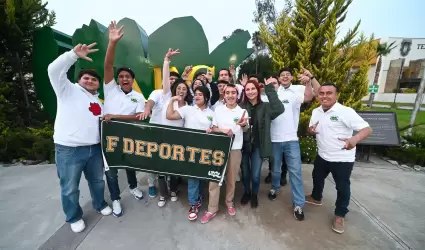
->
[101,21,147,217]
[48,42,112,233]
[306,83,371,233]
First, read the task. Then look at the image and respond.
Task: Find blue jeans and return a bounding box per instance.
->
[188,178,205,205]
[272,141,305,207]
[105,169,138,201]
[241,147,262,194]
[55,143,108,223]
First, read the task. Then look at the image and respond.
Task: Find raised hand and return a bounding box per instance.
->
[229,65,236,76]
[301,67,313,78]
[181,65,193,80]
[264,77,276,85]
[239,73,248,86]
[297,74,310,85]
[165,48,180,60]
[73,43,98,62]
[108,21,124,42]
[206,70,213,83]
[237,110,250,127]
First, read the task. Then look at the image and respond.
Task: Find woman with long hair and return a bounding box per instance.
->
[239,78,284,208]
[166,86,214,221]
[158,78,193,207]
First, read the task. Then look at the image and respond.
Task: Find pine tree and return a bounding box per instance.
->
[259,0,376,136]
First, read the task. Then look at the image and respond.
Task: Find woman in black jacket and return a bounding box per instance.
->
[239,78,284,208]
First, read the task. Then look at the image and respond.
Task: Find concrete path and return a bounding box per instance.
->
[1,160,424,250]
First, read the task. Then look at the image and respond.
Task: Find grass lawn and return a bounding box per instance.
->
[367,107,425,134]
[361,101,425,108]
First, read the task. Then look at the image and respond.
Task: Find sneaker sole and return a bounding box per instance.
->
[133,195,143,200]
[293,213,305,221]
[305,200,322,206]
[188,215,197,221]
[332,226,344,234]
[201,214,216,224]
[171,197,178,202]
[113,211,123,217]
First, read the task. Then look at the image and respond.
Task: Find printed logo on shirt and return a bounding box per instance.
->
[207,116,213,121]
[330,115,339,121]
[281,99,289,104]
[233,117,239,123]
[131,98,138,103]
[88,102,102,116]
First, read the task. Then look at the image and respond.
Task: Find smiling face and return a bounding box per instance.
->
[219,69,230,82]
[78,74,100,93]
[279,70,293,87]
[175,83,188,99]
[192,79,203,90]
[117,70,133,93]
[194,89,206,107]
[169,75,178,85]
[224,85,238,105]
[245,82,258,102]
[318,85,338,109]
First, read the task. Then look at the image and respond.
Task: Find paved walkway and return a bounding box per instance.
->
[1,160,424,250]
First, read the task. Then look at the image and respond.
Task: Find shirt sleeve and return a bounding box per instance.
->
[103,79,119,99]
[343,108,370,131]
[176,105,189,119]
[236,84,244,100]
[148,90,160,103]
[47,50,79,98]
[212,109,219,127]
[135,98,145,113]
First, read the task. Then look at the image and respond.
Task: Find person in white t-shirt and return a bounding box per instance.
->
[136,48,180,198]
[99,21,147,217]
[210,80,228,111]
[166,86,214,221]
[306,83,371,234]
[200,84,249,224]
[47,43,112,233]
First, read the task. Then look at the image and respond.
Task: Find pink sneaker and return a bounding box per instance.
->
[227,206,236,216]
[200,211,217,224]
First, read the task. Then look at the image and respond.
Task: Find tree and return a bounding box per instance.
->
[238,54,273,79]
[367,41,397,106]
[0,0,56,162]
[259,0,376,136]
[222,28,245,41]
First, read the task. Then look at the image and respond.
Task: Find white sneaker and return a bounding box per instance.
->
[112,200,123,217]
[170,192,178,202]
[70,219,85,233]
[129,187,144,200]
[158,196,166,207]
[99,206,112,216]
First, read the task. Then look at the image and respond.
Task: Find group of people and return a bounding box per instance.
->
[48,21,372,235]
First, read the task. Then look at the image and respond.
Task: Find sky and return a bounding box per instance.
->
[44,0,425,52]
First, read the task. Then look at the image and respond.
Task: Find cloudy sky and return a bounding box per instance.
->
[44,0,424,52]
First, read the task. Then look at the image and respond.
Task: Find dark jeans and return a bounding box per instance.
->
[269,152,287,177]
[241,147,262,194]
[158,175,178,197]
[105,169,138,201]
[55,143,108,223]
[311,155,354,217]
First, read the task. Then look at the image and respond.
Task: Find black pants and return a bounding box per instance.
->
[268,153,287,177]
[158,175,178,198]
[105,169,138,201]
[311,155,354,217]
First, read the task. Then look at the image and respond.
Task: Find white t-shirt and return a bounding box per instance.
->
[212,104,247,150]
[177,105,215,130]
[271,85,305,142]
[47,50,103,147]
[161,99,185,127]
[309,102,370,162]
[103,79,145,115]
[148,89,171,124]
[211,99,225,111]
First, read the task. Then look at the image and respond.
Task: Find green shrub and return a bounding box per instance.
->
[385,133,425,166]
[402,88,416,93]
[0,123,54,163]
[299,136,318,164]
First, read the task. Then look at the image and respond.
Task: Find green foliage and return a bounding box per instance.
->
[386,133,425,166]
[238,54,273,80]
[259,0,376,136]
[402,88,417,93]
[0,0,56,162]
[299,136,318,164]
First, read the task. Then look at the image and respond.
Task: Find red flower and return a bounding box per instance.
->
[88,102,102,116]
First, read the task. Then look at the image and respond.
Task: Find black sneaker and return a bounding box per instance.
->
[293,206,305,221]
[280,176,287,186]
[251,194,258,208]
[265,173,272,183]
[268,189,277,201]
[241,192,251,205]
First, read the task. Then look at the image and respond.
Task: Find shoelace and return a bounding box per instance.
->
[294,206,303,213]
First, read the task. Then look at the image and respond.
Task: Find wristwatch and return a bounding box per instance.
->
[310,75,315,80]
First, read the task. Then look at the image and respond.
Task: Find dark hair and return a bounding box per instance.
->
[171,79,193,105]
[217,80,229,85]
[78,69,101,83]
[169,71,180,78]
[248,74,259,81]
[218,68,232,77]
[243,80,262,105]
[191,79,205,92]
[270,75,279,81]
[194,86,211,106]
[321,82,339,92]
[224,83,239,94]
[278,67,293,77]
[117,67,135,78]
